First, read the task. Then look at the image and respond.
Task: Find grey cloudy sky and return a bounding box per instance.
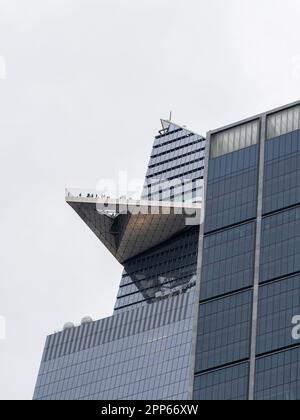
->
[0,0,300,400]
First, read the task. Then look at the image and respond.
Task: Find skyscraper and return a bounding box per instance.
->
[33,121,206,400]
[194,101,300,400]
[34,101,300,400]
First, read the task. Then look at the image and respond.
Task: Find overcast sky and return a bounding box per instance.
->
[0,0,300,400]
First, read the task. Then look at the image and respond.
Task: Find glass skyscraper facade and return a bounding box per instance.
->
[34,101,300,400]
[194,101,300,400]
[115,122,205,313]
[33,121,205,400]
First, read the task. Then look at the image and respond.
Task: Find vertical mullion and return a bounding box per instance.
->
[248,114,266,400]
